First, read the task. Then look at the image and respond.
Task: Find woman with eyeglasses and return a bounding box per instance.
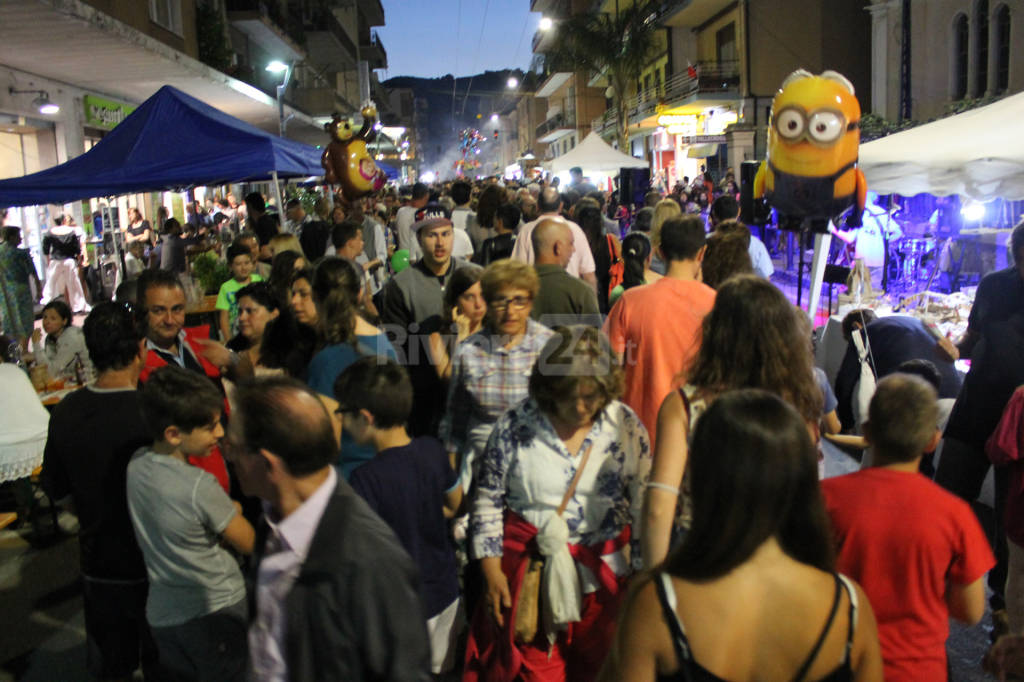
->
[439,258,554,493]
[465,326,651,682]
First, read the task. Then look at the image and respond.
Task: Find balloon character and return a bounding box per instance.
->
[753,70,867,231]
[321,104,387,201]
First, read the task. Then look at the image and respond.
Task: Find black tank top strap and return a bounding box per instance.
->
[655,573,696,682]
[792,573,843,682]
[678,385,692,415]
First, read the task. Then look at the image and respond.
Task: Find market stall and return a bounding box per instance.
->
[0,85,324,208]
[547,132,647,186]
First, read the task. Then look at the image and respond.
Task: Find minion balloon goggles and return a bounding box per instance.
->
[773,105,860,147]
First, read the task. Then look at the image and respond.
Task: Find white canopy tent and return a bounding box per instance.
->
[548,132,649,174]
[859,91,1024,201]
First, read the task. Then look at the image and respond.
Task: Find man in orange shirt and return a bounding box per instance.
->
[603,215,714,446]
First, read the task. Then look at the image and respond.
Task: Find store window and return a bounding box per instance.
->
[953,13,969,99]
[974,0,989,97]
[995,4,1011,93]
[149,0,183,36]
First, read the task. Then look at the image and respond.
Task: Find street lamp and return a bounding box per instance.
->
[507,76,519,89]
[8,87,60,115]
[539,16,553,31]
[265,60,293,137]
[490,113,499,122]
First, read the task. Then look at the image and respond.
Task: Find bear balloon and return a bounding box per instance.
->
[321,104,387,201]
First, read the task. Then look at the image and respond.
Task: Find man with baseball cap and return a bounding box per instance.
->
[381,202,467,436]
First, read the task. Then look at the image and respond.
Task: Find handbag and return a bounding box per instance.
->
[606,234,624,298]
[513,444,593,644]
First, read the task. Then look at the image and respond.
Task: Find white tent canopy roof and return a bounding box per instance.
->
[549,132,649,174]
[859,91,1024,201]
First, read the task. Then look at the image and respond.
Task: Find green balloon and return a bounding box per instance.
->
[391,249,411,273]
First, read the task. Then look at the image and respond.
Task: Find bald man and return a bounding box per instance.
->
[530,217,601,327]
[511,186,597,291]
[228,376,430,681]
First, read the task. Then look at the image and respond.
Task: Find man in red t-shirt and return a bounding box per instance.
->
[823,374,994,682]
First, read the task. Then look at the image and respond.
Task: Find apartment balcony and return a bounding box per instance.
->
[532,28,558,54]
[359,0,386,27]
[536,110,577,143]
[360,30,388,70]
[226,0,305,60]
[530,0,568,15]
[305,8,359,66]
[292,85,359,118]
[656,0,735,28]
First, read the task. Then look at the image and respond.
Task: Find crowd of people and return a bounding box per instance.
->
[2,170,1024,681]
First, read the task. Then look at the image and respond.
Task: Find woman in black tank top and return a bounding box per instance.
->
[599,391,884,682]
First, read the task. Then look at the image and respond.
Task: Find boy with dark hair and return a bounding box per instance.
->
[822,373,995,682]
[336,357,462,674]
[41,302,158,680]
[217,241,262,341]
[128,366,254,682]
[331,219,365,260]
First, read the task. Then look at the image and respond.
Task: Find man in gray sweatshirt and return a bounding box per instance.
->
[381,203,465,436]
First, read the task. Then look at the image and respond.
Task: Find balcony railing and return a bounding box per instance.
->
[591,60,741,133]
[536,110,577,140]
[306,7,359,63]
[361,29,387,68]
[226,0,304,46]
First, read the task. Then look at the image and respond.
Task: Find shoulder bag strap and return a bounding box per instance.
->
[557,443,593,517]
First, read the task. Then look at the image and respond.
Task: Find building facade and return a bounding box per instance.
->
[870,0,1021,122]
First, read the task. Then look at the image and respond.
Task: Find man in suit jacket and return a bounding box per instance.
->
[227,376,431,682]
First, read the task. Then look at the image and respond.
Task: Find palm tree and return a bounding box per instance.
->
[543,1,662,152]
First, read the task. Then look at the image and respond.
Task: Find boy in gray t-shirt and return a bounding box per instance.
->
[128,366,254,682]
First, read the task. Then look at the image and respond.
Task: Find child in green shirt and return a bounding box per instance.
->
[216,242,262,340]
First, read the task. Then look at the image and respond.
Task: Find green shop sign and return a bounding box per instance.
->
[83,94,135,130]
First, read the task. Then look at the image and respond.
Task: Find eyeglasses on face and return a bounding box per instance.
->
[488,295,531,311]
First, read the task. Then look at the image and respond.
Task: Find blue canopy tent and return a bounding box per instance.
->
[377,161,399,180]
[0,85,324,207]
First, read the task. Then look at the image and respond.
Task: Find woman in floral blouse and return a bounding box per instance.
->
[464,325,651,682]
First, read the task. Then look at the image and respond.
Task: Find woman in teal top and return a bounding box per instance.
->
[0,226,41,350]
[306,257,397,477]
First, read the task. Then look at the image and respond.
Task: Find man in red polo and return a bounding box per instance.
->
[136,270,229,491]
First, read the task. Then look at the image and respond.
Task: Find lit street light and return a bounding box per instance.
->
[265,60,293,138]
[490,113,499,122]
[539,16,553,31]
[507,76,519,89]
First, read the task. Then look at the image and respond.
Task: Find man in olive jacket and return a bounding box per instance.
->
[228,376,430,681]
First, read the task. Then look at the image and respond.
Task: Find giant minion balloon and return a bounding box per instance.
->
[753,70,867,230]
[321,104,387,201]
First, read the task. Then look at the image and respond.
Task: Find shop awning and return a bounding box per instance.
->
[0,86,323,208]
[859,91,1024,201]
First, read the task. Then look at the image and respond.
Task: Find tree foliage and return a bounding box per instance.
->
[542,2,662,151]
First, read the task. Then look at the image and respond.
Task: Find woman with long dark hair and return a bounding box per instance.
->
[643,274,824,566]
[600,389,883,682]
[428,264,485,380]
[307,257,396,476]
[576,201,619,313]
[609,232,662,306]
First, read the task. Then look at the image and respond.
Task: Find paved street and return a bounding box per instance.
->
[0,443,1002,681]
